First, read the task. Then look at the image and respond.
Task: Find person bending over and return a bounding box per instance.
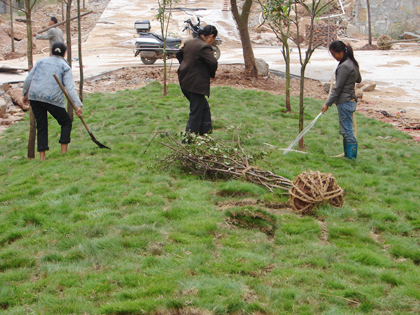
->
[23,42,83,160]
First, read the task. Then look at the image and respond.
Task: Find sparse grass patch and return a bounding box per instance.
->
[225,207,277,236]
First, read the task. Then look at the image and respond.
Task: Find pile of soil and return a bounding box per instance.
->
[358,44,378,50]
[84,64,326,99]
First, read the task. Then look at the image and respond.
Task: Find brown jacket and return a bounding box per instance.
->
[176,37,218,97]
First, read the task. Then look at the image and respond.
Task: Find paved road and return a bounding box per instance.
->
[2,0,420,106]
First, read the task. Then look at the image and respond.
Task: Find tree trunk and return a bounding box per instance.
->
[66,0,72,66]
[24,0,35,158]
[230,0,257,77]
[163,48,167,96]
[66,0,74,120]
[157,0,173,96]
[285,61,291,112]
[282,34,291,112]
[298,65,306,150]
[77,0,83,102]
[367,0,372,45]
[295,2,318,150]
[259,0,292,112]
[10,0,15,52]
[36,10,93,34]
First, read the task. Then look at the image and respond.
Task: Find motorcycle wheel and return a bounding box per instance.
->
[141,57,157,65]
[212,46,221,60]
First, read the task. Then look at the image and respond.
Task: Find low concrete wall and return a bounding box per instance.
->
[351,0,420,38]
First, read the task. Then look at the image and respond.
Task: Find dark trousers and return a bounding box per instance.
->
[30,100,72,152]
[182,88,212,135]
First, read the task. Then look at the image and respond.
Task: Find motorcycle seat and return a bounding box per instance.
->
[166,37,181,44]
[152,33,181,45]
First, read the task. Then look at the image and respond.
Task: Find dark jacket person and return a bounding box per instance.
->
[176,25,218,135]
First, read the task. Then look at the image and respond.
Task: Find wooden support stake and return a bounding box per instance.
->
[36,10,93,34]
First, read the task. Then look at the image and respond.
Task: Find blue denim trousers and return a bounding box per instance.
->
[337,101,357,143]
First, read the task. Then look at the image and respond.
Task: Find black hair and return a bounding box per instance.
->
[52,42,67,57]
[329,40,359,68]
[198,25,218,38]
[51,16,58,24]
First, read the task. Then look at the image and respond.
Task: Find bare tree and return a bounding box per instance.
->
[64,0,72,66]
[156,0,179,96]
[259,0,293,112]
[290,0,332,149]
[367,0,372,45]
[24,0,38,158]
[230,0,258,77]
[1,0,41,157]
[61,0,64,20]
[9,0,15,52]
[77,0,83,102]
[64,0,73,119]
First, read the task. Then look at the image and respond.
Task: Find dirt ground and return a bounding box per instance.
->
[1,0,420,140]
[0,0,109,59]
[84,64,326,99]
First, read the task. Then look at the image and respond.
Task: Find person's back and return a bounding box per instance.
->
[24,55,71,107]
[177,37,218,97]
[22,42,82,160]
[176,25,218,137]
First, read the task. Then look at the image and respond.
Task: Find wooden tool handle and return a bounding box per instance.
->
[37,11,93,34]
[53,73,91,134]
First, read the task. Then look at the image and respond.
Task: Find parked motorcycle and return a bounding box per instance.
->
[133,18,222,65]
[134,20,181,65]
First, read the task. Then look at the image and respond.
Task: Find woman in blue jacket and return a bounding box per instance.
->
[23,42,83,160]
[321,40,362,159]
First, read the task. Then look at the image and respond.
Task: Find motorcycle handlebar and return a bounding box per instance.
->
[184,19,200,27]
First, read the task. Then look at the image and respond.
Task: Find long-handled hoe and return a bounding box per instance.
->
[53,74,110,150]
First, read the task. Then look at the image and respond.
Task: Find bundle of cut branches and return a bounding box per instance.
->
[158,132,292,193]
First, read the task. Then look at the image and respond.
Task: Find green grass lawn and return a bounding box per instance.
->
[1,82,420,314]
